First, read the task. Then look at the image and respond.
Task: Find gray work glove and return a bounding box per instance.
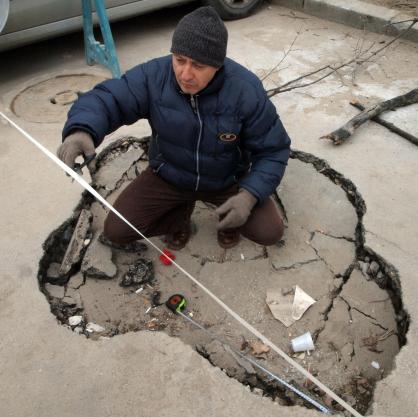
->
[57,131,96,171]
[216,189,258,230]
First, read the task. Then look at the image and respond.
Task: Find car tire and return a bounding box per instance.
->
[204,0,263,20]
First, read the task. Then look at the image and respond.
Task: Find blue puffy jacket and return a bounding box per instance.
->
[63,55,291,203]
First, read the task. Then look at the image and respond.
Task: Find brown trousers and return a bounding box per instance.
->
[104,167,284,246]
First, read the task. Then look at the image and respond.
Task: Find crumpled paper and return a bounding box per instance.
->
[266,285,316,327]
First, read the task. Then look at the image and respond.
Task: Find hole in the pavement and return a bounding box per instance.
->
[11,74,107,123]
[38,136,408,415]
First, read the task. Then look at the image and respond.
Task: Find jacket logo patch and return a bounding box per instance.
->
[218,133,237,142]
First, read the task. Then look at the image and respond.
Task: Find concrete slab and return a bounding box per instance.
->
[1,3,418,417]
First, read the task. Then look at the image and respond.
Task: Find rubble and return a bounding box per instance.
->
[81,235,117,279]
[59,209,92,276]
[44,283,65,299]
[119,258,154,287]
[86,322,105,333]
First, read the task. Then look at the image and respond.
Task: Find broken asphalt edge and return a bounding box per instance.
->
[272,0,418,43]
[37,140,409,413]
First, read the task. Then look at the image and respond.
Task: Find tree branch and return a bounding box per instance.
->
[320,88,418,145]
[350,101,418,146]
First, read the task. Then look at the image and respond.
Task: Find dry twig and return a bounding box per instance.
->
[261,27,302,82]
[266,20,417,97]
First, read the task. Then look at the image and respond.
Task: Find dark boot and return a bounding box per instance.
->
[217,228,240,249]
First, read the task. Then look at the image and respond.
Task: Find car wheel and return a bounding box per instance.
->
[204,0,263,20]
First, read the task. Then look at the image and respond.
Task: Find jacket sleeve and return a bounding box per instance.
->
[62,64,150,146]
[238,80,291,204]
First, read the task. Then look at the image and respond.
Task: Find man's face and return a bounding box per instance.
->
[172,54,219,95]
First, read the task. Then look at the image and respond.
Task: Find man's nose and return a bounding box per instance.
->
[181,64,193,81]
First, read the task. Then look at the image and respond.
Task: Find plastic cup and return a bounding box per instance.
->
[291,331,315,352]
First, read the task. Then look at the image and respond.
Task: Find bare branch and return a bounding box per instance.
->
[261,27,302,82]
[266,20,417,98]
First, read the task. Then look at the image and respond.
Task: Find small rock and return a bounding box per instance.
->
[84,239,91,246]
[68,315,83,326]
[67,273,84,289]
[358,261,368,276]
[73,326,84,334]
[64,287,83,309]
[44,283,65,299]
[253,388,263,396]
[86,322,105,333]
[371,361,380,369]
[368,261,380,276]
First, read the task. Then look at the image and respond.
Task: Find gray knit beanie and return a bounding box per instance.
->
[171,6,228,68]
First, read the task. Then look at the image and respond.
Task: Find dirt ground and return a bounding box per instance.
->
[361,0,418,13]
[39,137,403,415]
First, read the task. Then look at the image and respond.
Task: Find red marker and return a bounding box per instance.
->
[159,248,176,266]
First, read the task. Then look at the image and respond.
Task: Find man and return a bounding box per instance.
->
[58,6,291,250]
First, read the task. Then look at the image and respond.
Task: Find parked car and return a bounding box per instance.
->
[0,0,262,52]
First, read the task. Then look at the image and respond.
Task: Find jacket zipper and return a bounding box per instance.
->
[191,95,203,191]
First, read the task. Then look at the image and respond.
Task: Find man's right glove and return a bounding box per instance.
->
[57,131,96,170]
[215,189,258,230]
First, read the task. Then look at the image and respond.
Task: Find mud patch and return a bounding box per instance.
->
[38,137,408,415]
[11,74,106,123]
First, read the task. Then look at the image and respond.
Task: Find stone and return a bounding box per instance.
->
[62,288,83,309]
[73,326,83,334]
[81,235,117,279]
[86,322,105,333]
[68,315,83,326]
[359,261,369,276]
[67,273,84,289]
[368,261,380,276]
[59,209,92,276]
[44,283,65,299]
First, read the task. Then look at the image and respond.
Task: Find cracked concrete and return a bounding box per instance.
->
[1,3,418,417]
[37,138,402,414]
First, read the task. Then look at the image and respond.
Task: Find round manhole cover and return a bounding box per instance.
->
[11,74,107,123]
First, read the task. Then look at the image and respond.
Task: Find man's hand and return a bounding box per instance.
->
[216,189,257,230]
[57,131,96,171]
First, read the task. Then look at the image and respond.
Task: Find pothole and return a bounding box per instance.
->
[11,74,107,123]
[38,136,408,415]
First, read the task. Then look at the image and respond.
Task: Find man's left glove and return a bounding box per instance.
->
[216,189,258,230]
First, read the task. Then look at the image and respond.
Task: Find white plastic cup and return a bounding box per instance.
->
[291,331,315,352]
